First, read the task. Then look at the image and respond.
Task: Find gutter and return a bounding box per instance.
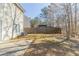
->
[14,3,25,13]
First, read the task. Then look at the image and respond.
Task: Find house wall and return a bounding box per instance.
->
[24,16,31,28]
[0,3,24,40]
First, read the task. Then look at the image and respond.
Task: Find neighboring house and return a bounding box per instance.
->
[24,16,31,28]
[0,3,24,40]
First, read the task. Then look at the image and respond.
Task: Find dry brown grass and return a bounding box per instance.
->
[23,34,79,56]
[4,34,79,56]
[23,34,65,56]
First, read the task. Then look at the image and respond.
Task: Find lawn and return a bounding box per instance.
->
[3,34,78,56]
[23,34,79,56]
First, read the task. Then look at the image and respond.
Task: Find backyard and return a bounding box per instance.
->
[23,34,79,56]
[0,34,79,56]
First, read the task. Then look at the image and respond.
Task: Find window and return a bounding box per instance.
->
[14,24,20,34]
[0,20,2,40]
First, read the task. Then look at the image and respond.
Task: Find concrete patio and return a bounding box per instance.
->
[0,39,32,56]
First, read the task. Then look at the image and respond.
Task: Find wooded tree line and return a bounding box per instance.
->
[39,3,79,39]
[30,3,79,40]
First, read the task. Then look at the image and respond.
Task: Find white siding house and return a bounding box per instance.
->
[0,3,24,40]
[24,16,31,28]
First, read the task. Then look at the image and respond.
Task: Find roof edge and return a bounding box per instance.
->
[14,3,25,13]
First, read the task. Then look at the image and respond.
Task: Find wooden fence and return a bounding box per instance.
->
[24,27,61,34]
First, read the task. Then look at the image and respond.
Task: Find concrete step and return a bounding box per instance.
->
[0,46,27,56]
[0,40,32,56]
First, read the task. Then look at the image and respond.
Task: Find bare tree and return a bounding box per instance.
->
[74,3,77,36]
[40,3,79,43]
